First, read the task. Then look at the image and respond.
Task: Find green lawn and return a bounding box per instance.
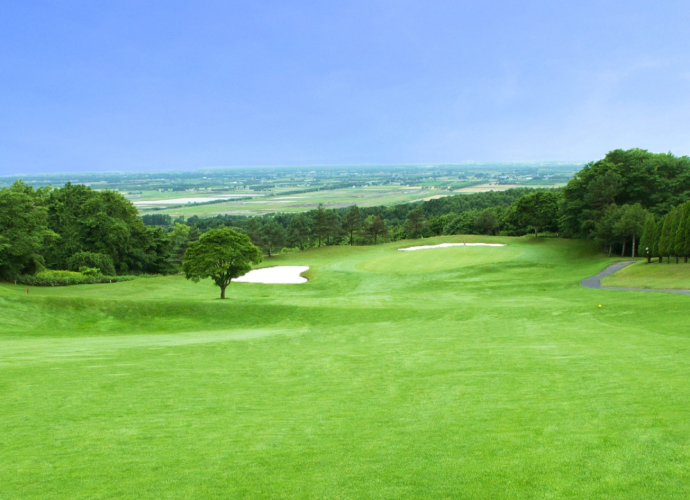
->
[602,259,690,290]
[2,236,690,498]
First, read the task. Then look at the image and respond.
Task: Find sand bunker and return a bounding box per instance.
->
[399,243,506,251]
[234,266,309,284]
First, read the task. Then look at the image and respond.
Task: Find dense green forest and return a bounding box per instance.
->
[2,149,690,283]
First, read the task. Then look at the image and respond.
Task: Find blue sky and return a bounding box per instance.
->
[1,1,689,174]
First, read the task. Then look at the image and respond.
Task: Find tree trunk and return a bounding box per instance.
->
[621,240,626,257]
[534,228,538,237]
[267,247,272,258]
[220,285,226,299]
[676,255,679,264]
[607,245,612,257]
[631,235,636,258]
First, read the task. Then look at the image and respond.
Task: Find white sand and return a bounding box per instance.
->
[234,266,309,284]
[399,243,506,251]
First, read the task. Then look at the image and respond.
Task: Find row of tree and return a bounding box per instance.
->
[589,199,690,263]
[173,189,560,256]
[194,190,560,258]
[640,201,690,263]
[243,206,391,256]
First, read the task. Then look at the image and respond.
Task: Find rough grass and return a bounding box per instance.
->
[2,236,690,499]
[602,259,690,289]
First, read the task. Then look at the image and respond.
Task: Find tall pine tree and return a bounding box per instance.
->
[674,203,690,263]
[659,209,677,263]
[639,215,657,264]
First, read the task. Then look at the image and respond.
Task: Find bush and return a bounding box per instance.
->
[67,252,116,276]
[38,270,82,279]
[279,246,301,255]
[16,272,136,287]
[79,266,103,277]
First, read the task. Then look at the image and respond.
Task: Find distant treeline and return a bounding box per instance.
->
[2,148,690,281]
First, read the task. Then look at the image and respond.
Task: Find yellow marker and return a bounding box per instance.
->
[599,305,602,308]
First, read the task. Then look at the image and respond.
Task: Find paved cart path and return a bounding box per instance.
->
[582,261,690,295]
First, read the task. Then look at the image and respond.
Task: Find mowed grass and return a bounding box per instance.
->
[356,244,522,273]
[603,259,690,289]
[2,236,690,499]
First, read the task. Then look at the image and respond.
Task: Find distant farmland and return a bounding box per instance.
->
[132,182,566,217]
[133,185,449,216]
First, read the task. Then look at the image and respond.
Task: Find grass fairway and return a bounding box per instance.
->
[2,236,690,498]
[602,260,690,289]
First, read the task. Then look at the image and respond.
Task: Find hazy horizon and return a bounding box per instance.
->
[1,161,587,180]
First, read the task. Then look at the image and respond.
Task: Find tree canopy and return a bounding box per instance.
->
[514,190,559,237]
[561,149,690,238]
[0,181,57,280]
[183,228,262,299]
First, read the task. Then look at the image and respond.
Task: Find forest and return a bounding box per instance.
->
[2,149,690,283]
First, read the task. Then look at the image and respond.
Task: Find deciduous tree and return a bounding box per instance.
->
[614,203,647,257]
[593,204,621,257]
[0,181,57,279]
[183,228,262,299]
[515,190,559,237]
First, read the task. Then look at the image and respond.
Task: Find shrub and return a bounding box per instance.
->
[79,266,103,277]
[37,270,82,279]
[16,273,136,287]
[279,246,301,255]
[67,252,116,276]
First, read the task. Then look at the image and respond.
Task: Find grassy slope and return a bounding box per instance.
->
[2,236,690,499]
[602,260,690,289]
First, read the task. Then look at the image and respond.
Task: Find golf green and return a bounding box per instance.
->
[1,236,689,499]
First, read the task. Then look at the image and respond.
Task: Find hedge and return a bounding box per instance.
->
[15,274,136,287]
